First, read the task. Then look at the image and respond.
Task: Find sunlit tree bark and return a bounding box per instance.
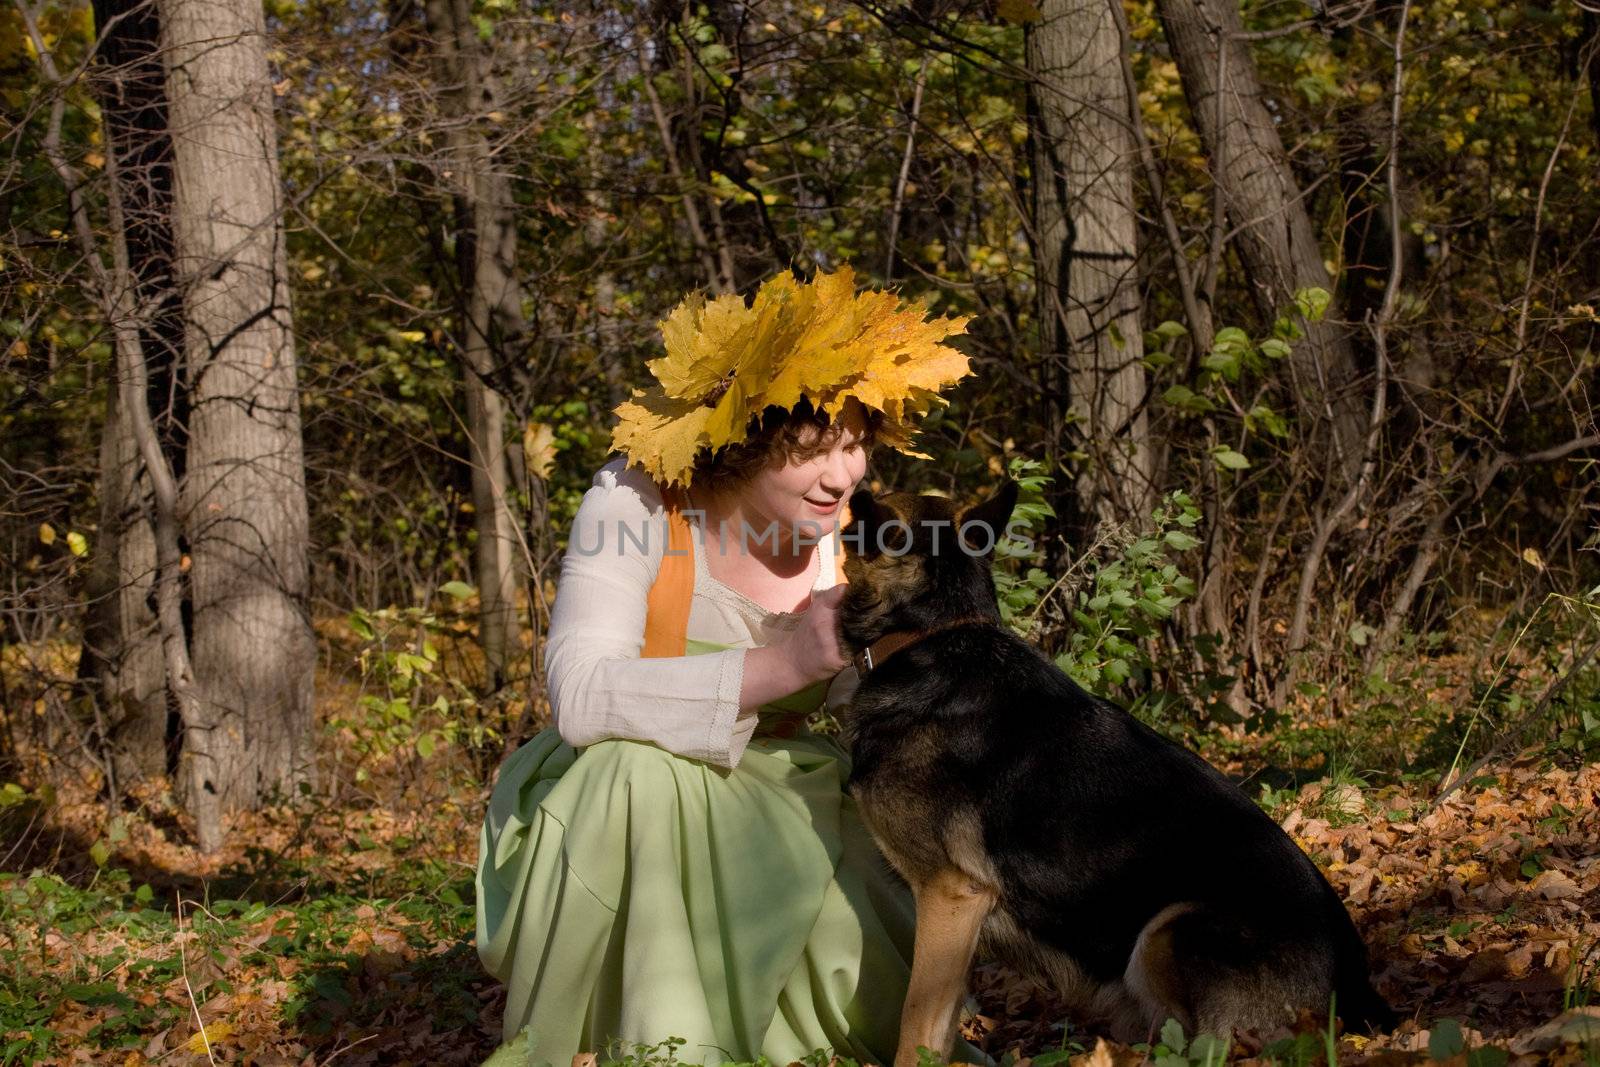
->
[422,0,529,692]
[1155,0,1367,477]
[162,0,316,824]
[1027,0,1153,529]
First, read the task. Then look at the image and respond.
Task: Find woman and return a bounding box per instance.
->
[476,268,975,1066]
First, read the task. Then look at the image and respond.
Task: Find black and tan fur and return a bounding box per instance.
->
[836,483,1391,1067]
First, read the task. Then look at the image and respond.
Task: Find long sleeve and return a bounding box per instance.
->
[544,458,752,767]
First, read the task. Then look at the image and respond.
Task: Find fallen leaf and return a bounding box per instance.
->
[1457,948,1507,984]
[1530,869,1580,900]
[185,1020,234,1054]
[1510,1008,1600,1053]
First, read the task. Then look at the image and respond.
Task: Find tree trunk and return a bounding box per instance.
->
[83,0,185,786]
[1155,0,1366,476]
[1026,0,1152,531]
[464,354,522,691]
[424,0,527,691]
[161,0,316,814]
[82,383,168,784]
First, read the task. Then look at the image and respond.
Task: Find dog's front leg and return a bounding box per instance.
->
[896,868,996,1067]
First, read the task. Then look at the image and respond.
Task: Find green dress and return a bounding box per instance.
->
[476,638,949,1067]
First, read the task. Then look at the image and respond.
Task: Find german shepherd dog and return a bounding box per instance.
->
[836,483,1392,1066]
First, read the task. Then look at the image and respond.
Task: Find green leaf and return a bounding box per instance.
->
[1294,286,1332,323]
[66,531,87,556]
[1139,596,1175,620]
[1259,338,1291,360]
[396,652,434,676]
[1428,1018,1465,1060]
[1160,1017,1187,1054]
[89,840,110,867]
[439,580,475,600]
[1272,314,1305,342]
[1212,448,1250,471]
[416,732,437,759]
[1190,1033,1230,1066]
[348,612,374,640]
[1212,326,1251,355]
[1246,404,1289,438]
[1164,530,1201,551]
[1200,351,1240,380]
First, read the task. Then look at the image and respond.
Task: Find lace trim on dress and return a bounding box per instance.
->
[684,506,819,623]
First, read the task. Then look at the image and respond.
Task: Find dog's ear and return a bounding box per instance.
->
[957,480,1019,556]
[844,488,888,559]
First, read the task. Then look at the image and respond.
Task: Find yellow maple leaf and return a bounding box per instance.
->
[613,267,973,487]
[652,291,755,399]
[184,1020,234,1054]
[523,422,557,481]
[611,392,718,488]
[639,284,793,481]
[760,269,867,410]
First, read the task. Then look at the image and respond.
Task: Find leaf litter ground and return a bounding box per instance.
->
[4,680,1599,1065]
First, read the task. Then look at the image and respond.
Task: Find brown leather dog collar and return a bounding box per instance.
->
[851,614,995,676]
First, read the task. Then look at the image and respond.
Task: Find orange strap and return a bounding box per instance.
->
[642,487,696,658]
[640,492,853,659]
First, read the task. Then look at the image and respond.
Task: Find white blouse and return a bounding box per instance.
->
[544,456,856,769]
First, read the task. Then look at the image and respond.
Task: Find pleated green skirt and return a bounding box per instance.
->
[476,643,957,1066]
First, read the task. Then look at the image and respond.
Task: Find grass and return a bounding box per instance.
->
[0,776,498,1066]
[0,859,487,1065]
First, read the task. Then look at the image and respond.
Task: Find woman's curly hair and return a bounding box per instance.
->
[690,397,881,492]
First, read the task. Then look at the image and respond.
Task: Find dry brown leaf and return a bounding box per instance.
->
[1457,948,1508,984]
[1530,869,1581,900]
[1509,1008,1600,1053]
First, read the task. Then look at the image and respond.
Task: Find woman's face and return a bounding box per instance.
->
[737,405,871,543]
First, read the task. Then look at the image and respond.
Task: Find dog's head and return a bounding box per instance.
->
[837,480,1019,652]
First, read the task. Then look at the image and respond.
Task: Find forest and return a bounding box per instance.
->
[2,0,1598,1062]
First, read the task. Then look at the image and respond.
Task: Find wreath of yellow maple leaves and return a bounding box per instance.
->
[611,266,973,488]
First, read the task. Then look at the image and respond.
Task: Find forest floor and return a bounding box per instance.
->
[3,643,1600,1066]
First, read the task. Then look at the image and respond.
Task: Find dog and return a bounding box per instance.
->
[835,482,1392,1066]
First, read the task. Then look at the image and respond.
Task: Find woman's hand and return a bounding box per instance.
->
[779,584,851,681]
[738,585,850,711]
